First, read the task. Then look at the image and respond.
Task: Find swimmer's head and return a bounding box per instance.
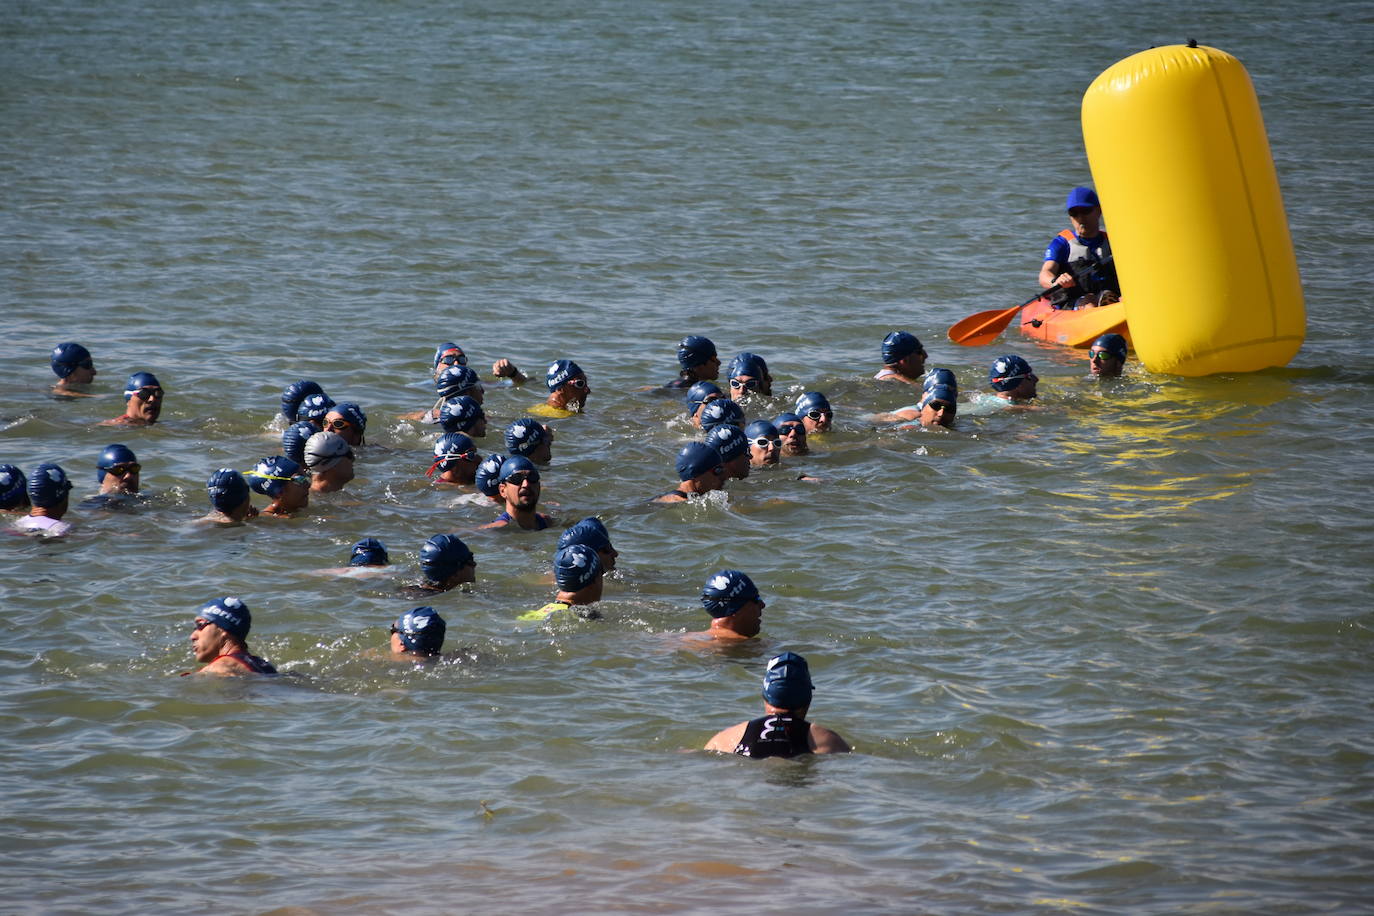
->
[349,537,389,567]
[206,468,250,513]
[297,392,336,424]
[554,543,602,592]
[420,533,475,584]
[328,402,367,436]
[123,372,162,401]
[706,424,749,463]
[474,453,504,499]
[393,607,446,655]
[503,418,549,458]
[28,463,73,508]
[247,455,305,497]
[685,381,724,416]
[435,365,482,399]
[701,569,759,618]
[438,396,485,434]
[280,380,324,423]
[923,368,958,392]
[675,442,724,482]
[557,517,613,554]
[677,335,718,370]
[50,342,94,379]
[433,342,467,370]
[545,359,584,391]
[698,398,745,432]
[727,352,768,381]
[282,420,318,465]
[197,596,251,641]
[430,432,478,474]
[0,464,28,510]
[989,355,1034,392]
[762,651,813,710]
[795,391,833,429]
[96,444,138,483]
[882,331,924,366]
[1091,333,1128,361]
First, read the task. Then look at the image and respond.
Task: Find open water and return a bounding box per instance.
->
[3,1,1373,913]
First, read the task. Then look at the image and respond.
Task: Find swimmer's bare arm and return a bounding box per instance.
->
[492,359,527,385]
[196,657,253,677]
[809,724,851,754]
[869,407,920,423]
[704,722,748,753]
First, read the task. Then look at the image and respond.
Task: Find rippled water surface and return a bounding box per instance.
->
[4,1,1373,913]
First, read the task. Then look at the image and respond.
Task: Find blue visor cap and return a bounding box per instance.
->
[762,651,814,709]
[198,596,251,641]
[701,569,759,618]
[677,335,718,370]
[882,331,922,365]
[675,442,723,481]
[350,537,389,566]
[1065,186,1100,211]
[395,606,446,654]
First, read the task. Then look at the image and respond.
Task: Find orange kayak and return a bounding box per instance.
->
[1019,296,1130,349]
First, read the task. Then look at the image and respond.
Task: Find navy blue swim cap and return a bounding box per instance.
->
[698,398,745,432]
[433,342,466,369]
[96,444,137,483]
[247,456,303,497]
[677,335,718,370]
[420,533,475,584]
[795,391,831,416]
[123,372,161,400]
[28,464,73,508]
[297,392,336,424]
[701,569,759,618]
[728,352,768,380]
[0,465,27,509]
[685,381,723,415]
[882,331,923,365]
[1092,333,1128,360]
[432,432,478,470]
[1065,186,1100,211]
[918,385,958,412]
[350,537,389,567]
[50,342,93,378]
[676,442,723,482]
[762,651,814,709]
[706,424,749,463]
[198,596,251,641]
[923,368,958,392]
[546,359,584,391]
[504,418,548,457]
[474,454,504,498]
[774,411,803,429]
[438,396,484,434]
[554,543,602,592]
[743,419,779,442]
[558,517,613,554]
[394,607,446,654]
[282,421,318,465]
[332,402,367,434]
[989,355,1034,391]
[435,365,482,399]
[280,380,324,423]
[498,455,540,484]
[207,469,250,512]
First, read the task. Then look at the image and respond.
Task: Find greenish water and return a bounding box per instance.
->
[3,1,1373,913]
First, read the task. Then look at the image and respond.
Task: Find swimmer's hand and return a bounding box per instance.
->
[493,359,527,384]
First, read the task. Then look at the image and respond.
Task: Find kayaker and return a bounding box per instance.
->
[1089,333,1129,378]
[1039,186,1120,309]
[704,652,851,758]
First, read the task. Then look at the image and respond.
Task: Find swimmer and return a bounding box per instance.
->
[989,355,1038,403]
[698,398,745,434]
[473,453,505,506]
[656,442,728,503]
[96,444,141,495]
[1089,333,1128,378]
[389,607,447,659]
[1040,186,1119,309]
[438,396,487,438]
[0,465,30,514]
[685,381,725,428]
[187,597,277,676]
[102,372,163,426]
[280,380,325,425]
[875,370,959,427]
[296,392,336,432]
[693,569,765,640]
[667,335,721,389]
[873,331,927,384]
[303,431,355,493]
[405,533,476,594]
[282,420,318,465]
[407,366,485,423]
[433,341,527,385]
[504,417,553,464]
[557,517,619,572]
[50,342,97,393]
[795,392,834,434]
[13,464,73,537]
[428,432,481,485]
[247,456,310,516]
[322,402,367,447]
[705,652,850,757]
[482,456,552,530]
[774,412,808,456]
[519,544,604,621]
[350,537,389,568]
[705,425,751,480]
[202,468,257,524]
[744,420,782,469]
[535,359,590,417]
[727,352,772,399]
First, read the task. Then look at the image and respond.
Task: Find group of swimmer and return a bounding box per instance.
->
[9,186,1127,758]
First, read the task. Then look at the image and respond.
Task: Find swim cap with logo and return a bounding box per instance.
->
[433,342,466,369]
[247,456,304,497]
[923,368,957,392]
[331,402,367,435]
[700,569,759,618]
[198,596,251,641]
[438,396,485,434]
[762,651,814,709]
[297,392,336,424]
[989,355,1034,391]
[282,420,318,465]
[280,380,324,422]
[554,543,602,591]
[795,391,831,416]
[420,533,475,584]
[50,342,93,378]
[706,424,749,463]
[431,432,478,470]
[504,418,548,457]
[0,465,28,509]
[394,607,447,655]
[675,442,723,481]
[474,454,504,498]
[350,537,389,567]
[698,399,745,432]
[685,381,724,415]
[546,359,584,391]
[727,352,768,380]
[435,365,482,399]
[557,517,613,554]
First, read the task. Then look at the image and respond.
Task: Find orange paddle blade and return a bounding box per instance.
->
[947,291,1053,346]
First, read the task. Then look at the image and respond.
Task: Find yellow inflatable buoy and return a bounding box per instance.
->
[1082,44,1305,376]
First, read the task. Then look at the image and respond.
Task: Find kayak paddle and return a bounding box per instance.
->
[947,289,1054,346]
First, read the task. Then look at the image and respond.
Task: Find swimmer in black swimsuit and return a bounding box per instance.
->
[665,335,721,390]
[704,652,849,758]
[187,597,277,677]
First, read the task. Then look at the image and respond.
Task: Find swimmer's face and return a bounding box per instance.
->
[1006,373,1038,401]
[128,386,163,421]
[66,360,97,384]
[191,618,229,663]
[1089,349,1123,378]
[732,597,765,638]
[920,399,956,428]
[434,349,466,379]
[749,434,782,468]
[527,437,552,464]
[801,409,833,434]
[898,349,927,377]
[500,472,540,508]
[723,454,750,480]
[777,421,807,456]
[597,544,618,572]
[728,375,762,401]
[324,411,363,446]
